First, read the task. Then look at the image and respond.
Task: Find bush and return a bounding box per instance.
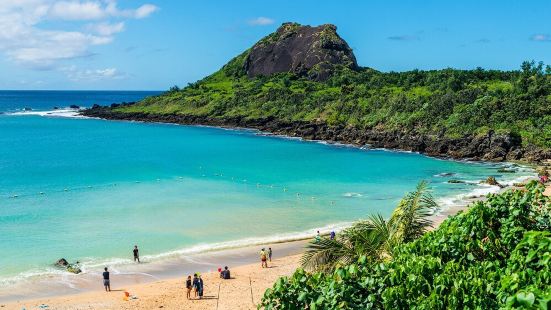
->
[260,182,551,309]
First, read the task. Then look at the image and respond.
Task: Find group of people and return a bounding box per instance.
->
[259,247,272,268]
[101,244,278,297]
[185,274,205,299]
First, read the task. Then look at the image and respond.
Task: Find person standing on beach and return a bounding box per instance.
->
[185,275,192,299]
[260,248,268,268]
[192,273,199,298]
[315,231,321,242]
[133,245,140,263]
[268,247,273,262]
[330,231,336,240]
[198,275,204,299]
[103,267,111,292]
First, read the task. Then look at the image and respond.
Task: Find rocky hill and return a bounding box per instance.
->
[244,23,358,81]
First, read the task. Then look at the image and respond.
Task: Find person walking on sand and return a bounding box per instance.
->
[103,267,111,292]
[185,275,192,299]
[192,273,199,298]
[133,245,140,263]
[315,230,321,242]
[260,248,268,268]
[268,247,273,262]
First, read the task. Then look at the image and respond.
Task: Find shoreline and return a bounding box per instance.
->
[80,108,551,163]
[3,178,543,309]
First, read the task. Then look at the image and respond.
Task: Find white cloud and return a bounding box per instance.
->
[248,17,274,26]
[87,21,125,36]
[0,1,158,69]
[49,1,106,20]
[134,4,158,19]
[531,34,551,42]
[61,65,126,81]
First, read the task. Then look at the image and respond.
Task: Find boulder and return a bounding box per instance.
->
[244,23,358,81]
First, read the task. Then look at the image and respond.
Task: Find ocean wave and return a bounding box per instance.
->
[5,108,88,119]
[342,192,363,198]
[0,221,353,287]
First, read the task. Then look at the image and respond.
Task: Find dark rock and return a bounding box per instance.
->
[69,105,80,109]
[497,168,515,173]
[110,103,120,108]
[23,107,32,111]
[54,258,81,274]
[91,104,101,109]
[482,176,503,187]
[78,109,551,163]
[448,179,465,184]
[53,106,59,110]
[244,23,358,81]
[55,258,69,267]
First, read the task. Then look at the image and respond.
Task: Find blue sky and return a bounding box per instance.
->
[1,0,550,90]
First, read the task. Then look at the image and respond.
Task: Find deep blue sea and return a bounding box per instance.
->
[0,91,533,295]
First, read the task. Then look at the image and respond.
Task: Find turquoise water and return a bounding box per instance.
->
[0,92,532,285]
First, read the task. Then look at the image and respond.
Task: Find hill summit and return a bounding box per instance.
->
[243,22,358,81]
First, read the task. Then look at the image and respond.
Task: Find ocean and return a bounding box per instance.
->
[0,91,534,298]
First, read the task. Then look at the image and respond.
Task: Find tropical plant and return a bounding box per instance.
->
[300,181,439,272]
[260,181,551,309]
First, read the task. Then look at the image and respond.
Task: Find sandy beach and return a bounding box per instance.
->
[3,255,301,310]
[4,180,549,310]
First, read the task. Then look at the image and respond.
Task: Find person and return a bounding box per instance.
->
[330,231,336,240]
[197,275,204,299]
[192,273,199,298]
[102,267,111,292]
[220,266,231,279]
[186,275,192,299]
[133,245,140,263]
[315,231,321,242]
[268,247,273,262]
[260,248,268,268]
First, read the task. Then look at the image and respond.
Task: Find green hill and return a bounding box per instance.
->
[83,23,551,162]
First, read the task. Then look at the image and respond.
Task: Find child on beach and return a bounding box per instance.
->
[260,248,268,268]
[102,267,110,292]
[186,275,192,299]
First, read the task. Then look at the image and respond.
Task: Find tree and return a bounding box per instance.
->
[300,181,439,272]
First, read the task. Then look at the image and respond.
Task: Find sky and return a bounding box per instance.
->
[1,0,551,90]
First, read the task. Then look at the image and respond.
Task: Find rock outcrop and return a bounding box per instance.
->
[81,108,551,163]
[244,23,358,81]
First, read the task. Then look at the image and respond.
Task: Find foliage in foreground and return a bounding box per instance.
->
[260,181,551,309]
[301,181,438,272]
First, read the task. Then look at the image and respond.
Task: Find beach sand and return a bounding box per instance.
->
[4,181,549,310]
[2,255,301,310]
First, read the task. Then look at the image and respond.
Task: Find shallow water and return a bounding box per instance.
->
[0,91,533,292]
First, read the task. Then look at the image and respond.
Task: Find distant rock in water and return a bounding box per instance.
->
[244,22,358,81]
[55,258,82,274]
[23,107,32,111]
[69,105,80,109]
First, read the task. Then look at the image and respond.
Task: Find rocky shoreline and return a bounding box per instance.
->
[81,107,550,163]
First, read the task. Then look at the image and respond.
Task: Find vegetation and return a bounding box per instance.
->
[260,181,551,309]
[117,59,551,149]
[301,181,438,272]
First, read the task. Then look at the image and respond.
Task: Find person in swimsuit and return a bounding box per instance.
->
[186,275,192,299]
[133,245,140,263]
[103,267,111,292]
